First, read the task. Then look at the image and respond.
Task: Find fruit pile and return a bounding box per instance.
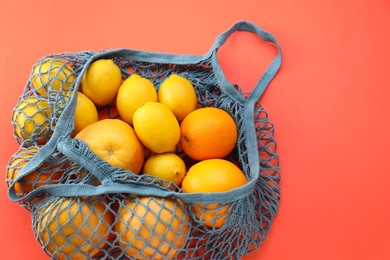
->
[7,57,251,259]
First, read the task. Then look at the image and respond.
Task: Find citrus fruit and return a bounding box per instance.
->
[31,58,76,96]
[75,119,144,173]
[6,146,62,196]
[181,159,247,228]
[133,102,180,153]
[72,92,98,136]
[117,74,157,125]
[81,59,122,106]
[115,197,190,260]
[35,196,113,260]
[158,74,197,121]
[143,153,186,186]
[180,107,237,160]
[12,97,52,143]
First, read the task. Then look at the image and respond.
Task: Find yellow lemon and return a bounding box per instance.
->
[133,102,180,153]
[158,74,197,121]
[72,92,98,136]
[31,58,76,96]
[12,97,52,143]
[81,59,122,106]
[116,74,157,125]
[143,153,186,186]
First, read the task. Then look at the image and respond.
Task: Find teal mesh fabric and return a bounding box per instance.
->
[6,21,282,259]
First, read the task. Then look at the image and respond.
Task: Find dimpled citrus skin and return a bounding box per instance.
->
[36,197,113,260]
[75,119,144,174]
[143,153,186,186]
[31,58,76,96]
[180,107,238,161]
[12,97,52,143]
[133,102,180,153]
[116,74,157,125]
[181,159,248,228]
[158,74,198,121]
[115,197,190,260]
[72,92,98,136]
[81,59,122,106]
[6,146,62,196]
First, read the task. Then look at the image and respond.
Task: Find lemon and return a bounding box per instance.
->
[116,74,157,125]
[12,97,51,142]
[158,74,198,121]
[143,153,186,186]
[133,102,180,153]
[72,92,99,136]
[81,59,122,106]
[31,58,76,96]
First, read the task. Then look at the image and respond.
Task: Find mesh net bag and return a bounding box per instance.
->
[6,21,282,259]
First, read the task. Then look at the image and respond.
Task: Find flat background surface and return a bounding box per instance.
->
[1,0,390,259]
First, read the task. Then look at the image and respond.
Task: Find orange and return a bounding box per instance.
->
[158,74,198,121]
[31,58,76,96]
[180,107,237,161]
[81,59,122,106]
[75,119,144,173]
[181,159,247,228]
[133,102,180,153]
[35,196,113,260]
[180,107,238,161]
[115,197,190,260]
[116,74,157,125]
[12,97,52,143]
[6,146,62,196]
[72,91,98,136]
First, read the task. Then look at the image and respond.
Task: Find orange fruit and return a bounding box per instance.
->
[133,102,180,153]
[35,196,113,260]
[75,119,144,173]
[158,74,198,121]
[6,146,63,196]
[31,58,76,96]
[115,197,190,260]
[12,97,52,143]
[181,159,247,228]
[72,92,98,136]
[116,74,157,125]
[81,59,122,106]
[180,107,237,161]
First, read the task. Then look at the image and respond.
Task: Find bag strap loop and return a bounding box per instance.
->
[208,20,282,103]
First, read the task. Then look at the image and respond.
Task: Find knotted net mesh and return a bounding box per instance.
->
[7,49,280,259]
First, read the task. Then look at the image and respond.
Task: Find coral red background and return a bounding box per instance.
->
[1,0,390,259]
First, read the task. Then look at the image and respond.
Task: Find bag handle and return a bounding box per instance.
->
[9,138,257,204]
[208,20,282,104]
